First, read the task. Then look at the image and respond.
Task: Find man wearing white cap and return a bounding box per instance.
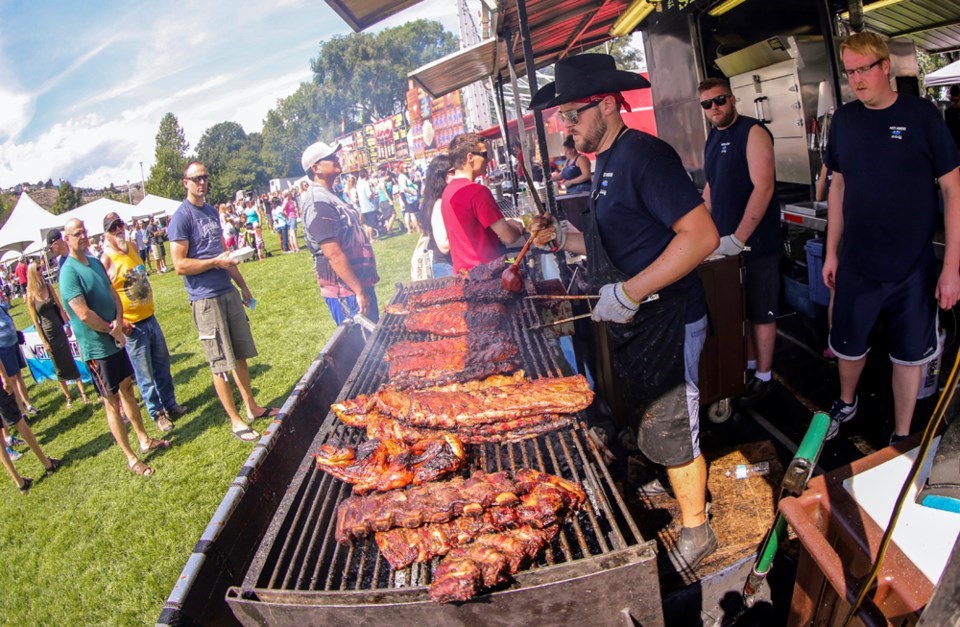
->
[300,141,380,324]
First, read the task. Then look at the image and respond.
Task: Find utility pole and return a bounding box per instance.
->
[127,180,132,204]
[139,161,145,198]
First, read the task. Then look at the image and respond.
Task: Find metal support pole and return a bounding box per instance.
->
[493,78,520,208]
[515,0,558,219]
[817,0,844,114]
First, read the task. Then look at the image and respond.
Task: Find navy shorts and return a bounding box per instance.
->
[87,349,135,397]
[745,253,780,324]
[0,386,22,429]
[0,344,25,376]
[829,263,940,365]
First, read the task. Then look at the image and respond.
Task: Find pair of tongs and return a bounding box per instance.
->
[525,293,659,330]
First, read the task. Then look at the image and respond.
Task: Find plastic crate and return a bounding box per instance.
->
[804,238,831,307]
[782,268,819,319]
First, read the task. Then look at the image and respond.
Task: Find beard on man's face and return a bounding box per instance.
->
[574,114,607,154]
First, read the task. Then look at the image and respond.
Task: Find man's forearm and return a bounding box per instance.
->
[624,230,715,301]
[941,182,960,272]
[174,256,222,276]
[227,264,248,292]
[826,178,845,258]
[733,183,775,244]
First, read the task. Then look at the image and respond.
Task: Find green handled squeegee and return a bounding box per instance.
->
[742,410,832,607]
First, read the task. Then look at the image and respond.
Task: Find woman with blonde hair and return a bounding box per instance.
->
[24,263,89,407]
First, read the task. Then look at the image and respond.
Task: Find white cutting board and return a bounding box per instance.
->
[842,437,960,585]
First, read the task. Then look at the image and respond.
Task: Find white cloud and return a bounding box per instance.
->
[0,87,34,141]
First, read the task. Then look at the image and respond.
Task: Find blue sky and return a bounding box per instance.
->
[0,0,460,189]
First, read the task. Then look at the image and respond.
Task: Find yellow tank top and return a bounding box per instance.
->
[103,244,154,323]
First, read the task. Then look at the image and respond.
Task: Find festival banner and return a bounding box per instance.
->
[22,326,92,384]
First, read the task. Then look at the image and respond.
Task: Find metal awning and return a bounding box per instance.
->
[853,0,960,54]
[323,0,426,32]
[410,38,500,99]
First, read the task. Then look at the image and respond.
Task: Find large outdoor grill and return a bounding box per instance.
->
[226,276,664,626]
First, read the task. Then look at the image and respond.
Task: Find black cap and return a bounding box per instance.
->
[45,230,63,247]
[103,212,124,232]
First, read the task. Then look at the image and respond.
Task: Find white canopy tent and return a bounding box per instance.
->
[925,59,960,88]
[0,192,64,253]
[135,194,182,219]
[58,197,137,237]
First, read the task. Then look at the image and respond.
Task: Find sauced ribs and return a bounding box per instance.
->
[385,332,521,389]
[362,411,575,445]
[406,278,512,310]
[429,526,560,603]
[334,471,520,543]
[315,434,465,494]
[465,256,509,282]
[403,302,505,337]
[375,374,593,430]
[375,472,585,569]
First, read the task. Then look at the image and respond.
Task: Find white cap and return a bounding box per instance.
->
[301,141,341,173]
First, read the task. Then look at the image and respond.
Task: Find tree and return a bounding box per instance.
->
[51,180,83,214]
[590,37,645,70]
[261,83,338,178]
[197,121,248,202]
[147,113,190,200]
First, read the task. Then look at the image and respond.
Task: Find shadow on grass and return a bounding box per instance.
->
[59,430,118,466]
[34,402,99,445]
[173,363,207,387]
[168,351,193,365]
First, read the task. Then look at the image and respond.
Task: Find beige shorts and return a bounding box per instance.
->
[191,290,258,374]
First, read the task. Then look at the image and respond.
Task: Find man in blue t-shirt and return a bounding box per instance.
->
[167,161,279,443]
[528,54,720,574]
[58,218,168,476]
[823,32,960,443]
[700,77,784,406]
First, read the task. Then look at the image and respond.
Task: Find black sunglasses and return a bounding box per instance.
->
[185,174,209,183]
[700,94,732,110]
[470,150,489,159]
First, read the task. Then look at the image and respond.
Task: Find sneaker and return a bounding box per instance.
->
[44,458,61,477]
[168,404,190,417]
[665,521,718,574]
[740,376,775,407]
[889,432,910,445]
[825,396,858,440]
[24,405,39,417]
[5,435,24,448]
[155,413,175,433]
[6,446,22,462]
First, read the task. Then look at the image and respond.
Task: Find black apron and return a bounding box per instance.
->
[583,142,695,467]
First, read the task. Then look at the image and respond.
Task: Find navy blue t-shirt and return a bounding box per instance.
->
[593,129,707,321]
[167,200,234,302]
[704,115,782,257]
[825,94,960,282]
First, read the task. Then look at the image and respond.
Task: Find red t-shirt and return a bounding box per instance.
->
[440,179,504,272]
[14,262,27,286]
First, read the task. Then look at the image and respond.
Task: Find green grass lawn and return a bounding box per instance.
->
[0,230,418,624]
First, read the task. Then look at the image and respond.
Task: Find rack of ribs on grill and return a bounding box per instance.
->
[375,374,593,430]
[362,411,575,445]
[402,302,505,337]
[405,278,513,310]
[334,471,521,543]
[429,525,561,603]
[315,434,465,494]
[375,471,586,569]
[385,333,521,389]
[465,256,509,282]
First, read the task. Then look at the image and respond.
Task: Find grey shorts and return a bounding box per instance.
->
[191,290,258,374]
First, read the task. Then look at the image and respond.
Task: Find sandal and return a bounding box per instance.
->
[44,458,61,477]
[231,428,260,442]
[128,460,154,476]
[140,438,171,454]
[65,398,73,408]
[18,476,33,494]
[246,407,281,424]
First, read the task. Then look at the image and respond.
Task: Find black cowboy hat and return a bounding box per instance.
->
[528,53,651,111]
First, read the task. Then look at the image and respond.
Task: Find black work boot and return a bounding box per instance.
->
[665,520,718,575]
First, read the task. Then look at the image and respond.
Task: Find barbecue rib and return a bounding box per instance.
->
[406,278,512,309]
[429,525,560,603]
[375,374,593,430]
[386,335,521,389]
[334,471,521,543]
[403,302,505,337]
[362,411,574,445]
[385,332,514,362]
[465,256,509,282]
[375,473,585,569]
[315,434,465,494]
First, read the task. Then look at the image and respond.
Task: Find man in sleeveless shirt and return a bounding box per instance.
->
[528,54,721,574]
[822,33,960,443]
[101,212,189,433]
[699,77,783,406]
[300,141,380,324]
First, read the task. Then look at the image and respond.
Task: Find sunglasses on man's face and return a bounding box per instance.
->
[185,174,209,183]
[700,94,732,110]
[470,150,489,160]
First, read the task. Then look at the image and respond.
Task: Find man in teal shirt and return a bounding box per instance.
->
[59,218,169,476]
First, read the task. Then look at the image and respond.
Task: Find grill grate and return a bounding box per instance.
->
[242,276,643,597]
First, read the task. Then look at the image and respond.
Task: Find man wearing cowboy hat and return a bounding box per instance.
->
[528,54,720,573]
[301,140,380,324]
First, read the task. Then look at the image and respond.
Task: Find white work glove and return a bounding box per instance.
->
[529,215,567,252]
[591,282,640,324]
[714,234,745,257]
